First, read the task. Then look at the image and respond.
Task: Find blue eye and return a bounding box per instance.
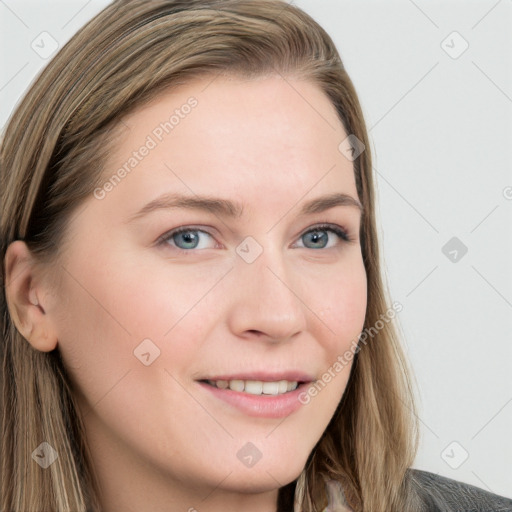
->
[159,228,215,250]
[297,224,350,250]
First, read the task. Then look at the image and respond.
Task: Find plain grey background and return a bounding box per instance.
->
[1,0,511,499]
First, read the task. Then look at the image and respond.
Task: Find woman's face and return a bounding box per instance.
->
[46,75,367,506]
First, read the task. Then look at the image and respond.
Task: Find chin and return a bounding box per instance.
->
[220,466,303,494]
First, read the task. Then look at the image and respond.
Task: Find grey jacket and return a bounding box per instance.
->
[410,469,512,512]
[322,469,512,511]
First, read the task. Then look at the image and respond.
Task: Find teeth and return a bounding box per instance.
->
[262,381,279,395]
[216,380,229,389]
[207,379,299,395]
[229,379,244,392]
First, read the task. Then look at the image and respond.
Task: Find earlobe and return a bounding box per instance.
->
[25,322,58,352]
[3,240,58,352]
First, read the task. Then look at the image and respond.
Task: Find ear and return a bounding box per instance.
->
[3,240,58,352]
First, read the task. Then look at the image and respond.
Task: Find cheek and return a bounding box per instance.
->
[315,257,367,345]
[54,256,225,407]
[54,280,136,408]
[297,257,367,409]
[53,258,160,406]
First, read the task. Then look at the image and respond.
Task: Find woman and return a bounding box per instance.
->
[1,1,510,511]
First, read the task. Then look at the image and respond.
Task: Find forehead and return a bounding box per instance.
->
[98,75,357,217]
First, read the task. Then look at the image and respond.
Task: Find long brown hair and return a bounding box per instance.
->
[0,1,420,510]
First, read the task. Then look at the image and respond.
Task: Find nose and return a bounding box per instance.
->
[226,243,308,343]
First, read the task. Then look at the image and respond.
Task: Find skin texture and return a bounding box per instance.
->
[5,75,367,512]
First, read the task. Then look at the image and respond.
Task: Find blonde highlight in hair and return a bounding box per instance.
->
[1,1,421,510]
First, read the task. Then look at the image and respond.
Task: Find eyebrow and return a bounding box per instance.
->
[126,191,363,223]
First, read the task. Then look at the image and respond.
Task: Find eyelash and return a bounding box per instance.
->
[156,223,354,252]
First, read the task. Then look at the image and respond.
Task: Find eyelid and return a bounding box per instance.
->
[296,223,353,245]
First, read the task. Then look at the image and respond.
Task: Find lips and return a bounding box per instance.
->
[195,371,316,417]
[196,377,313,418]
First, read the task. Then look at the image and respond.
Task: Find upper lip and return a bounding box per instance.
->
[198,371,315,383]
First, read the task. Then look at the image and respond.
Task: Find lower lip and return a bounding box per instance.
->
[197,381,310,418]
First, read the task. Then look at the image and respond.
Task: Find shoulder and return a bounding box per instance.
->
[407,468,512,512]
